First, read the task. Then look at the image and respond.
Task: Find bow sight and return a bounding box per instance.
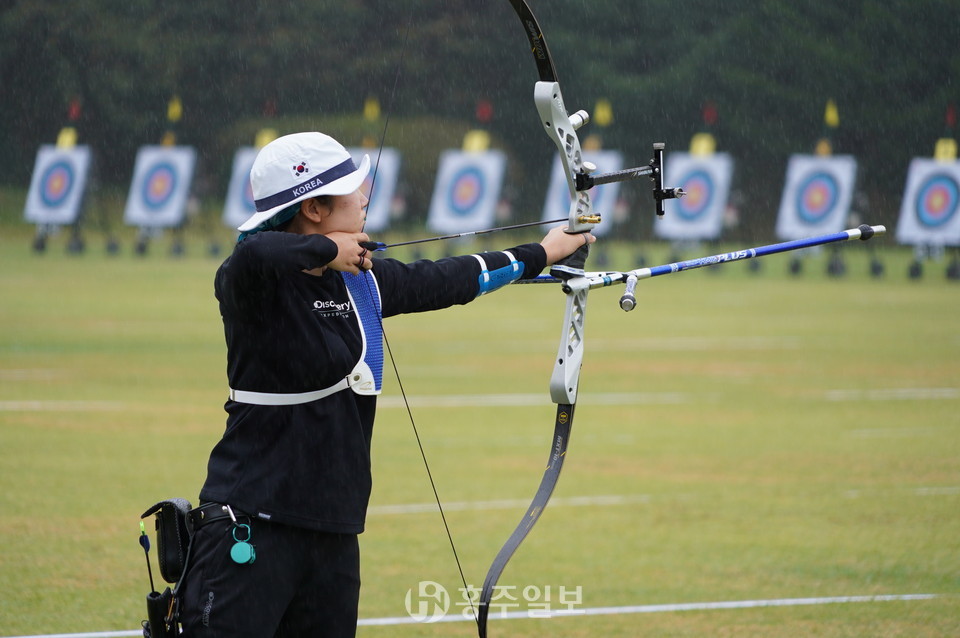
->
[574,141,686,218]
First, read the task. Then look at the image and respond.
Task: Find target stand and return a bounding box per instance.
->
[123,146,197,257]
[775,154,860,277]
[24,145,93,254]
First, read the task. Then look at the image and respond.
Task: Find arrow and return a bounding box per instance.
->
[359,217,592,251]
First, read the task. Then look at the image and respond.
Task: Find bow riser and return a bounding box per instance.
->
[549,286,588,405]
[533,82,596,233]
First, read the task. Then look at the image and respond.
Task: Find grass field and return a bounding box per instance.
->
[0,228,958,637]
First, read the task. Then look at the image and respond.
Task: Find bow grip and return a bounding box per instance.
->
[549,236,589,282]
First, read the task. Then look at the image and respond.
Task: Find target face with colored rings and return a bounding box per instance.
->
[24,145,92,225]
[796,171,840,224]
[124,146,196,227]
[776,154,856,240]
[222,148,259,228]
[448,167,484,216]
[142,162,178,210]
[675,170,714,221]
[348,146,399,234]
[915,173,959,228]
[40,160,75,207]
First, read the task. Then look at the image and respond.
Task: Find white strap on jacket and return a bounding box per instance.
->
[228,362,379,405]
[228,270,384,406]
[228,378,349,406]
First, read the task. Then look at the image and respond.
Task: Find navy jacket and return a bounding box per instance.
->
[199,230,547,533]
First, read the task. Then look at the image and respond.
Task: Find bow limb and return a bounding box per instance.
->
[477,2,591,637]
[476,406,575,638]
[508,0,598,235]
[477,284,586,638]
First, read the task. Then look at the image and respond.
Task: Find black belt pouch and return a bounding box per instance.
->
[141,498,193,584]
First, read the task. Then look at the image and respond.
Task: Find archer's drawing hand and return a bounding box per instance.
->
[326,232,373,274]
[540,225,595,266]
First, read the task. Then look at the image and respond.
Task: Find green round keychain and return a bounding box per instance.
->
[230,523,256,564]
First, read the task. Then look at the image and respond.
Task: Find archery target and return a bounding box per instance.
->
[542,150,623,237]
[348,147,400,233]
[41,161,74,207]
[427,150,505,234]
[896,158,960,245]
[124,146,197,228]
[795,172,839,224]
[222,147,259,228]
[24,145,92,225]
[656,152,733,241]
[915,174,958,227]
[449,167,485,215]
[673,169,714,221]
[141,162,177,210]
[776,155,856,240]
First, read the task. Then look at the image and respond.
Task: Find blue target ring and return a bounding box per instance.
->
[914,173,959,228]
[40,160,74,207]
[795,171,839,225]
[675,170,713,221]
[141,162,178,210]
[448,167,484,216]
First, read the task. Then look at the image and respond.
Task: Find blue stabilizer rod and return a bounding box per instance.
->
[517,225,887,311]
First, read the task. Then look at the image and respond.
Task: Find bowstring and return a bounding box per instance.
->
[359,9,478,624]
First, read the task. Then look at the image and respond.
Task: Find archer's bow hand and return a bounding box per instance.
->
[541,225,595,266]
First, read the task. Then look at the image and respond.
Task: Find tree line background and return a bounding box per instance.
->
[2,0,958,237]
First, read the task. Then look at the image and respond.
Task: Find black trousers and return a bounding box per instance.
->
[178,516,360,637]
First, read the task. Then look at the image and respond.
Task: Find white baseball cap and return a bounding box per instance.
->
[239,132,371,232]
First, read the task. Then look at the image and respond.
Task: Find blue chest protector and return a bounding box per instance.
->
[340,270,384,395]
